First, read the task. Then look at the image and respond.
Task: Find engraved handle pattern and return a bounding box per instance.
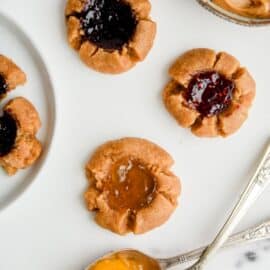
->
[255,154,270,186]
[185,143,270,270]
[186,143,270,270]
[228,221,270,244]
[158,220,270,268]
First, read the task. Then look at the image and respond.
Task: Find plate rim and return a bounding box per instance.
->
[0,10,58,213]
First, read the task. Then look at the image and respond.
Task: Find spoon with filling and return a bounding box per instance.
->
[86,142,270,270]
[85,218,270,270]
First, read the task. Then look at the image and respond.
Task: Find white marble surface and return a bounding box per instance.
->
[0,0,270,269]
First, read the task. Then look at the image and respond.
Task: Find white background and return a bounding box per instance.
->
[0,1,270,269]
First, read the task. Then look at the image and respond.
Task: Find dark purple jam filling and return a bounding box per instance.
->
[78,0,137,50]
[0,74,8,97]
[0,113,17,156]
[185,71,234,117]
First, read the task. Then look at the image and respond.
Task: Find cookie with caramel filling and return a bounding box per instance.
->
[65,0,156,74]
[0,97,42,175]
[85,137,181,235]
[0,55,26,100]
[163,48,256,137]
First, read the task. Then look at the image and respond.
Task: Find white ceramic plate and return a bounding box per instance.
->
[0,12,56,211]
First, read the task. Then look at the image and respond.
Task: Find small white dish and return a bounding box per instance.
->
[0,11,56,211]
[197,0,270,26]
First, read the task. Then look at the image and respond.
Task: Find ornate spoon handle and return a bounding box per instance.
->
[158,220,270,268]
[187,141,270,269]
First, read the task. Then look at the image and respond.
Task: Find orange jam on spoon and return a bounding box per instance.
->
[90,257,140,270]
[89,250,160,270]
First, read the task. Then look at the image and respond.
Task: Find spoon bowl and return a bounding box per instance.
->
[85,249,162,270]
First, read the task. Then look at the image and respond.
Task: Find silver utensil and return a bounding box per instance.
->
[197,0,270,26]
[159,219,270,268]
[86,141,270,270]
[186,141,270,270]
[85,219,270,270]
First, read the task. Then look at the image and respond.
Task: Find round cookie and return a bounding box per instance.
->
[0,55,26,100]
[65,0,156,74]
[0,97,42,175]
[163,48,256,137]
[85,137,181,235]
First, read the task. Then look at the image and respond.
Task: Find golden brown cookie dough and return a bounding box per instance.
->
[163,48,256,137]
[0,55,26,100]
[65,0,156,74]
[0,97,42,175]
[85,137,181,235]
[213,0,270,18]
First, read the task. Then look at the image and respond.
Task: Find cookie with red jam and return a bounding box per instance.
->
[163,48,256,137]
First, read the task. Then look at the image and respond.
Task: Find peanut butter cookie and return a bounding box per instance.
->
[0,55,26,100]
[85,137,181,235]
[0,97,42,175]
[163,48,256,137]
[65,0,156,74]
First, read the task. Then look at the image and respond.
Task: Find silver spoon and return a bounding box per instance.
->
[158,219,270,268]
[197,0,270,26]
[85,141,270,270]
[85,219,270,270]
[187,141,270,270]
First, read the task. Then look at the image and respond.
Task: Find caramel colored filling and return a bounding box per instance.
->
[104,159,156,212]
[90,251,160,270]
[213,0,270,18]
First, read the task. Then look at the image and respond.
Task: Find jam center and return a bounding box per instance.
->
[0,113,17,156]
[0,74,8,97]
[105,159,156,212]
[186,71,235,117]
[79,0,137,50]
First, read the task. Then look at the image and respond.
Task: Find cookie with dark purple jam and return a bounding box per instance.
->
[0,98,42,176]
[0,55,26,99]
[65,0,156,74]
